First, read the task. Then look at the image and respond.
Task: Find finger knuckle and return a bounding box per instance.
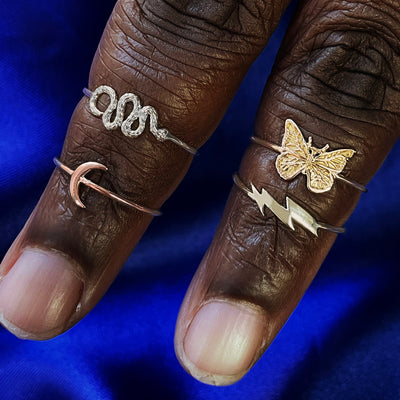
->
[273,1,400,140]
[90,0,272,144]
[97,0,269,87]
[302,31,397,111]
[129,0,269,43]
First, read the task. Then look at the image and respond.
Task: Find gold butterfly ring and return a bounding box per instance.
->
[251,119,367,194]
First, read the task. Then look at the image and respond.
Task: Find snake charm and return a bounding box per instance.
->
[87,85,169,141]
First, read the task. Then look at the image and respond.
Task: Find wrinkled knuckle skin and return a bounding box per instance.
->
[297,31,396,119]
[256,0,400,187]
[282,0,400,132]
[90,0,288,145]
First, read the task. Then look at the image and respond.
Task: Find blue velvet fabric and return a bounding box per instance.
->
[1,1,400,399]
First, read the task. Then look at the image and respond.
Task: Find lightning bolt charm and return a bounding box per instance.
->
[233,174,345,236]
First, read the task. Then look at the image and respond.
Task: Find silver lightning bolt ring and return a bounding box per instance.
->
[233,174,345,236]
[54,158,162,216]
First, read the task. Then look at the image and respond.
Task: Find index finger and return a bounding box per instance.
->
[0,0,290,339]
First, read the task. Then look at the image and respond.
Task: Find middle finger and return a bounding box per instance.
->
[175,0,400,385]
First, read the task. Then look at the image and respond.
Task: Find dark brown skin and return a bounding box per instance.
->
[1,0,399,386]
[175,0,400,383]
[0,0,290,321]
[192,0,400,329]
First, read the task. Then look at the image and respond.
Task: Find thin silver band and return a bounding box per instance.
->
[251,136,367,193]
[54,157,161,216]
[83,87,197,155]
[233,173,345,235]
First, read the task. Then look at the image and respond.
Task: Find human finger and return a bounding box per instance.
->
[175,0,400,385]
[0,0,291,339]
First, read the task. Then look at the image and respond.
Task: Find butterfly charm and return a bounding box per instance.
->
[275,119,356,193]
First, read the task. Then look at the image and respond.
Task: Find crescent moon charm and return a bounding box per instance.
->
[53,158,162,216]
[69,162,108,208]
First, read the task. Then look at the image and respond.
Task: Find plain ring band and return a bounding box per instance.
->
[54,158,161,216]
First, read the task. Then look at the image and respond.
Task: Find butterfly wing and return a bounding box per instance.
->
[276,153,306,180]
[306,164,335,193]
[307,148,355,193]
[314,149,355,174]
[281,119,310,155]
[276,119,309,180]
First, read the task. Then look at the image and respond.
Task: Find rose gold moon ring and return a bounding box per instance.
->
[53,158,161,216]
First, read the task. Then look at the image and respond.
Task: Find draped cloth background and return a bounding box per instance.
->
[0,1,399,399]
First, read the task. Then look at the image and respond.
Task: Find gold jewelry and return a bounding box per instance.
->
[251,119,366,193]
[54,158,161,216]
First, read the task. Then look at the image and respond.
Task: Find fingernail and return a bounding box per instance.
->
[0,248,83,339]
[183,300,265,384]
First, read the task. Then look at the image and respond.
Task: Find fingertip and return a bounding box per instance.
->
[0,248,83,340]
[175,299,267,386]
